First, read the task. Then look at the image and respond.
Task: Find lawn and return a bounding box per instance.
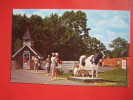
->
[58,72,73,79]
[58,67,129,87]
[97,67,129,87]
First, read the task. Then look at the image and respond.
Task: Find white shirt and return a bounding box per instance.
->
[51,57,57,64]
[45,62,50,67]
[34,57,38,64]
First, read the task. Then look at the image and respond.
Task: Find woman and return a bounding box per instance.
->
[51,53,58,80]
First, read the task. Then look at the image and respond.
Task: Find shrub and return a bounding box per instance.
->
[58,69,64,75]
[69,70,74,76]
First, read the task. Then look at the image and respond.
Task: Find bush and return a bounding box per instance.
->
[58,68,64,75]
[69,70,74,76]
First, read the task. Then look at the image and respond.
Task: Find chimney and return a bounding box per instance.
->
[31,41,35,48]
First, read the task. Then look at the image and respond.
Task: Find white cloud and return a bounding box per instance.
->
[111,16,129,28]
[13,9,130,50]
[33,9,65,18]
[96,16,129,29]
[33,9,51,18]
[105,30,116,36]
[87,10,130,30]
[92,34,104,40]
[13,9,32,17]
[13,9,26,15]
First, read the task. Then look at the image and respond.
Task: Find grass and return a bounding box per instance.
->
[97,67,128,87]
[57,67,128,87]
[58,72,73,79]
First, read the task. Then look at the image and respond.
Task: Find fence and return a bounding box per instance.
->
[62,61,79,71]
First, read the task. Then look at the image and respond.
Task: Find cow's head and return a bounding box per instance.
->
[100,50,107,59]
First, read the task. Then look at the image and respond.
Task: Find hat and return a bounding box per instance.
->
[52,53,55,56]
[55,53,59,56]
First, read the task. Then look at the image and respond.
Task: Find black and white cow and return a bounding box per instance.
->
[79,51,107,78]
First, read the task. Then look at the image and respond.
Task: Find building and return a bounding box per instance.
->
[12,28,43,69]
[102,57,130,69]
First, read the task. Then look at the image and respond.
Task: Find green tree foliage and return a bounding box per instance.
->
[12,14,30,54]
[83,37,106,55]
[109,37,130,58]
[14,38,22,53]
[12,10,106,60]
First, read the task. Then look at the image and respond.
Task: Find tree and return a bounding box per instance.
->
[61,10,87,35]
[12,14,30,54]
[12,10,107,60]
[109,37,129,58]
[14,38,23,53]
[83,37,106,55]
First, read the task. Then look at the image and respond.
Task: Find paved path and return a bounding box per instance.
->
[11,69,94,86]
[99,66,114,71]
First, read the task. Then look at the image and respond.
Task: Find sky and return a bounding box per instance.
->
[13,9,130,50]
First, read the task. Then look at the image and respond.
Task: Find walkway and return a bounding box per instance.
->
[11,69,94,86]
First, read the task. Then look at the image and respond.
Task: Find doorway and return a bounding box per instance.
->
[23,52,30,69]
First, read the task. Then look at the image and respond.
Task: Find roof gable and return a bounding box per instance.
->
[12,44,43,59]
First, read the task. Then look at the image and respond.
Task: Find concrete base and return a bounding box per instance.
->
[68,77,103,83]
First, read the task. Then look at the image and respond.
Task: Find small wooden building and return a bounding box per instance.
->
[102,57,130,69]
[12,28,43,69]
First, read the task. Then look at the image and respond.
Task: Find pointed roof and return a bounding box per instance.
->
[12,44,43,59]
[23,27,31,40]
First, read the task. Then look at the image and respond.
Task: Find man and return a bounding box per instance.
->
[33,55,39,73]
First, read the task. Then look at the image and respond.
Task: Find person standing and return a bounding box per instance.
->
[55,53,60,76]
[44,59,50,76]
[46,55,51,73]
[51,53,58,80]
[23,57,28,70]
[33,55,39,73]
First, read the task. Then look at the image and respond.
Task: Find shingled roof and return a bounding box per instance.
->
[23,28,31,40]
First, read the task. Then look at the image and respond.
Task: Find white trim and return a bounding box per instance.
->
[12,44,42,59]
[23,52,30,69]
[12,45,27,58]
[26,45,42,59]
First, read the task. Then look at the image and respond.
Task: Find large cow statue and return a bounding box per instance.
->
[79,51,107,78]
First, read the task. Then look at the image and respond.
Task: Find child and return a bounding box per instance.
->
[44,59,50,76]
[73,65,79,77]
[59,59,63,69]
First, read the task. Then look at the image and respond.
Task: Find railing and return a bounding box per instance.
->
[62,61,79,70]
[11,60,80,70]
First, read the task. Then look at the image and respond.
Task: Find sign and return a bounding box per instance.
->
[24,51,30,53]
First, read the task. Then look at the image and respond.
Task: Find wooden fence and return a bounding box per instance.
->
[62,61,79,70]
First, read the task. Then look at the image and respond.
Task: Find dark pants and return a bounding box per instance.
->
[34,63,39,70]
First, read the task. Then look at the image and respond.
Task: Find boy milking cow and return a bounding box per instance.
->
[73,50,107,78]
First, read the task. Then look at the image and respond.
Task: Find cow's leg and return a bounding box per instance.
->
[91,70,94,78]
[91,65,95,78]
[96,70,98,78]
[95,65,99,78]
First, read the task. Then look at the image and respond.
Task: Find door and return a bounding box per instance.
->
[122,60,126,69]
[23,52,30,69]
